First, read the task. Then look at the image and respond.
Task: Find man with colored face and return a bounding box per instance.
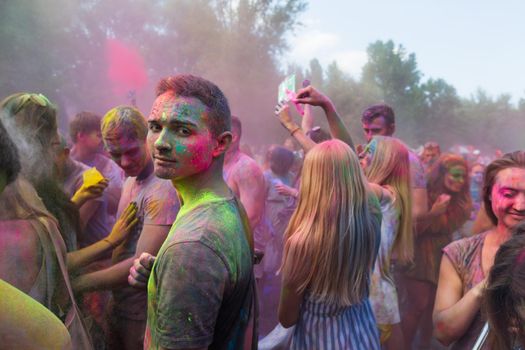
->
[69,111,125,217]
[361,104,428,218]
[72,106,180,350]
[421,141,441,171]
[130,74,255,350]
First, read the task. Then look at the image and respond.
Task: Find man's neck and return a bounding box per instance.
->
[224,145,241,167]
[136,160,154,181]
[172,162,231,216]
[71,145,96,163]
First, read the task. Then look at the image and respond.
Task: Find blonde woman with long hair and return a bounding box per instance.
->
[360,136,413,349]
[278,139,382,349]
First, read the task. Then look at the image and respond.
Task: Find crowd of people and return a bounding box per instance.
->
[0,74,524,350]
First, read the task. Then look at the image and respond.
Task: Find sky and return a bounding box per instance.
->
[284,0,525,103]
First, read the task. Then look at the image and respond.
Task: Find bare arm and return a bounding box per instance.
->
[275,103,316,153]
[0,280,72,350]
[278,282,303,328]
[294,86,355,152]
[301,104,314,132]
[415,194,451,234]
[236,161,266,230]
[368,182,394,205]
[67,202,137,273]
[73,224,171,293]
[278,237,304,328]
[433,255,485,346]
[412,187,429,222]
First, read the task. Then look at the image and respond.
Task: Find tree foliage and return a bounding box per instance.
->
[0,0,306,143]
[307,40,525,151]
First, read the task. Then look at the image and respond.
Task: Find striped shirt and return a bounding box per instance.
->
[291,296,380,350]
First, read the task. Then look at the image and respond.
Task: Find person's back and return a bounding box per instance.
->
[278,140,381,350]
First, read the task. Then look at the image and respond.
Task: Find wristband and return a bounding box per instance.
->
[103,238,117,249]
[289,126,301,135]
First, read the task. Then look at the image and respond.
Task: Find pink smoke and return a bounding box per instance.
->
[105,39,148,97]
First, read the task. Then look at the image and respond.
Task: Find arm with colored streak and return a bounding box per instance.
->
[275,102,316,153]
[433,256,486,345]
[67,202,138,274]
[301,104,314,132]
[72,224,171,293]
[278,237,304,328]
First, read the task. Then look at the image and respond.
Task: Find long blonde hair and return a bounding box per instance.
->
[280,140,380,306]
[365,136,413,264]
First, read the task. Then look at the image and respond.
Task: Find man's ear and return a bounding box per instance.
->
[389,123,396,135]
[76,131,86,142]
[213,131,233,157]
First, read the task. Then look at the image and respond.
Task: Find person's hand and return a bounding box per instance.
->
[275,101,299,132]
[473,278,487,299]
[105,202,138,247]
[128,252,156,289]
[294,86,333,110]
[431,194,451,216]
[71,179,108,207]
[275,183,298,198]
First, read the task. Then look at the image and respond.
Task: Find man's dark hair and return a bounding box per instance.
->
[361,104,395,125]
[69,111,102,143]
[0,120,21,185]
[306,126,331,143]
[270,146,295,177]
[156,74,231,137]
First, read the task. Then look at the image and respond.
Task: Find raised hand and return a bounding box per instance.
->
[275,183,298,198]
[274,101,299,132]
[294,85,333,109]
[431,194,452,216]
[71,179,109,207]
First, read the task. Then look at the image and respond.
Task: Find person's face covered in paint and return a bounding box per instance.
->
[147,93,218,181]
[105,135,150,177]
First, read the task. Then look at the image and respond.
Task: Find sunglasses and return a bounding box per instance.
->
[11,93,52,115]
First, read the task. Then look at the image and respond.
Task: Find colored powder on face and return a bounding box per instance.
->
[448,166,466,181]
[102,107,147,141]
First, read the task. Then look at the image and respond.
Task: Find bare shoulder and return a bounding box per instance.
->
[233,153,262,173]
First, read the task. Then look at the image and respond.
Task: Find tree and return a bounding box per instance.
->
[0,0,307,144]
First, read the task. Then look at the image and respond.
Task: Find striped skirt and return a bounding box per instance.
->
[291,297,380,350]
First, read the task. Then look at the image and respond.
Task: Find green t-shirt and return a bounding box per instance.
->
[145,197,254,350]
